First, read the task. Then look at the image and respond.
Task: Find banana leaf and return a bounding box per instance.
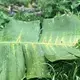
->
[0,13,80,79]
[0,18,49,79]
[40,14,80,62]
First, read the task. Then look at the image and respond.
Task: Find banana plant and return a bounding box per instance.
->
[0,13,80,80]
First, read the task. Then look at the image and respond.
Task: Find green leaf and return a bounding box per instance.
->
[0,19,49,79]
[23,44,50,79]
[0,13,80,79]
[2,19,40,42]
[40,14,80,62]
[0,43,25,80]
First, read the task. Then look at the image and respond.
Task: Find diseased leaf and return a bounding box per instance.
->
[0,13,80,80]
[0,19,49,79]
[40,14,80,62]
[2,19,40,42]
[0,43,25,80]
[23,44,50,79]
